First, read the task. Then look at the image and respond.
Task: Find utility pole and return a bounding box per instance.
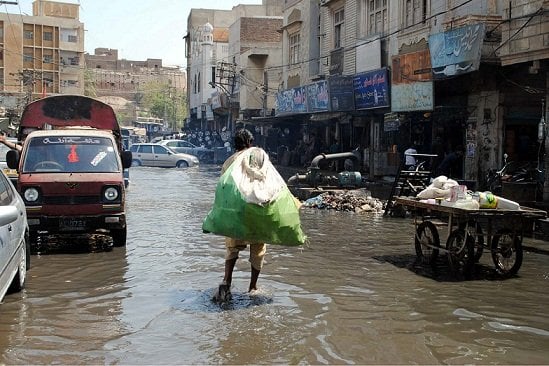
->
[262,70,268,117]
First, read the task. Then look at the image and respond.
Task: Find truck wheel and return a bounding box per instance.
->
[177,161,189,168]
[111,227,127,247]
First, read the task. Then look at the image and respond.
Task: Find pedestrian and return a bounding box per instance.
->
[0,132,22,151]
[213,128,267,302]
[404,144,417,171]
[436,145,464,177]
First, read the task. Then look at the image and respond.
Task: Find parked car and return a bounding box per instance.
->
[158,140,214,163]
[0,137,19,184]
[130,143,199,168]
[0,169,29,304]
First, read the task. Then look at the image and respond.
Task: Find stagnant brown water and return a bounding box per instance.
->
[1,166,548,364]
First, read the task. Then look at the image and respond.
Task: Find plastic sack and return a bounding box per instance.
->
[202,148,306,246]
[417,187,451,199]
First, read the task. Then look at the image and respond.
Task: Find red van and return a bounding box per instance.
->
[7,95,132,247]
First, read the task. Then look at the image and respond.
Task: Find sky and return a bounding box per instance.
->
[3,0,263,68]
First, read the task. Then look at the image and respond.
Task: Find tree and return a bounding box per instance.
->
[83,68,97,97]
[140,81,187,131]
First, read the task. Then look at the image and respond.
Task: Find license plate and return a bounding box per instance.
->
[60,218,87,231]
[2,168,17,177]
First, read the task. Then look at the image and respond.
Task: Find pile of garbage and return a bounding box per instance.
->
[302,189,384,213]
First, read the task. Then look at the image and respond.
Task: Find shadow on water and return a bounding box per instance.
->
[31,233,114,255]
[175,288,274,313]
[372,253,517,282]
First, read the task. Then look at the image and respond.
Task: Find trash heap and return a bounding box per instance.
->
[302,189,384,213]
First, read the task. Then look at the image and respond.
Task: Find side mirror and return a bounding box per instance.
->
[121,150,132,169]
[6,150,20,170]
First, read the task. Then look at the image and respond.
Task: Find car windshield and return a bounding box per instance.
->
[22,136,120,173]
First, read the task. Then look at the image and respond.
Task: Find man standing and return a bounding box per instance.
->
[213,128,267,302]
[404,144,417,171]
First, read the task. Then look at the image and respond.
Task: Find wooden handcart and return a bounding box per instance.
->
[395,196,547,278]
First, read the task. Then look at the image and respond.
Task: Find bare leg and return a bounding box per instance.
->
[223,258,237,286]
[213,258,237,303]
[249,265,260,292]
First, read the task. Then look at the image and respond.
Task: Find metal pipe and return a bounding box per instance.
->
[287,173,308,186]
[310,151,359,169]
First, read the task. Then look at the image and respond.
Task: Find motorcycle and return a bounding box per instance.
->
[484,153,510,195]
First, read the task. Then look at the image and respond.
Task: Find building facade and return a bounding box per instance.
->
[85,48,186,101]
[0,0,84,114]
[185,1,283,131]
[267,0,548,191]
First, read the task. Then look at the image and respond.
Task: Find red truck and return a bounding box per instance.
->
[7,95,132,247]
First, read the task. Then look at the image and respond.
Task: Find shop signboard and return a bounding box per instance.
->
[306,80,330,112]
[391,49,434,111]
[353,68,389,110]
[429,23,485,79]
[328,75,354,111]
[276,86,307,115]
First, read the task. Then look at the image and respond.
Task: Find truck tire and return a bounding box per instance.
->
[111,227,127,247]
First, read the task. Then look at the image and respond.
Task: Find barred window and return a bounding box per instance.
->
[334,8,344,49]
[289,32,300,65]
[368,0,387,35]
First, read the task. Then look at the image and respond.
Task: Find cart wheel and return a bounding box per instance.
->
[491,229,523,277]
[415,221,440,265]
[446,229,475,279]
[459,221,484,263]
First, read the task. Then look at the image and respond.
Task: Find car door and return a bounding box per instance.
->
[152,145,173,167]
[138,144,155,166]
[0,172,22,291]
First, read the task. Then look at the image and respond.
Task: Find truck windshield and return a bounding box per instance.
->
[22,136,120,173]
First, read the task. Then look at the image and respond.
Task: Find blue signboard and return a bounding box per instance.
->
[429,23,485,79]
[328,75,354,111]
[353,68,389,110]
[276,86,307,115]
[306,80,330,112]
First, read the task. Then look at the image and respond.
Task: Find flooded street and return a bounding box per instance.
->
[1,166,549,364]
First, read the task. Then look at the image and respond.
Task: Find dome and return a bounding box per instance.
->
[203,22,213,33]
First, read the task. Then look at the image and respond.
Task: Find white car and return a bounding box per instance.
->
[0,137,19,184]
[0,169,29,304]
[129,143,199,168]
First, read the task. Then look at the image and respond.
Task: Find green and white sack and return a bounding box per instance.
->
[202,147,306,246]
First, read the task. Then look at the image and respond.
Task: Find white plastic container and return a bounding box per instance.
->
[496,196,520,210]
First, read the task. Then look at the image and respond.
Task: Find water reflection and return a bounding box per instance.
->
[0,166,548,364]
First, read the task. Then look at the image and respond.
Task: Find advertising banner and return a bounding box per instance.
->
[429,23,485,79]
[276,86,307,115]
[329,75,354,111]
[353,68,389,110]
[306,80,330,112]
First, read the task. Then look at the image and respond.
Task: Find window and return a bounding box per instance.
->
[211,67,216,87]
[23,53,33,62]
[368,0,387,35]
[44,31,53,41]
[0,173,13,206]
[405,0,427,27]
[198,72,201,93]
[24,30,33,40]
[193,74,197,94]
[289,32,300,65]
[43,55,53,63]
[67,35,77,42]
[334,8,344,49]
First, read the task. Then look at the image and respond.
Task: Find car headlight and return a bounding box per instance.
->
[104,187,119,201]
[24,187,40,202]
